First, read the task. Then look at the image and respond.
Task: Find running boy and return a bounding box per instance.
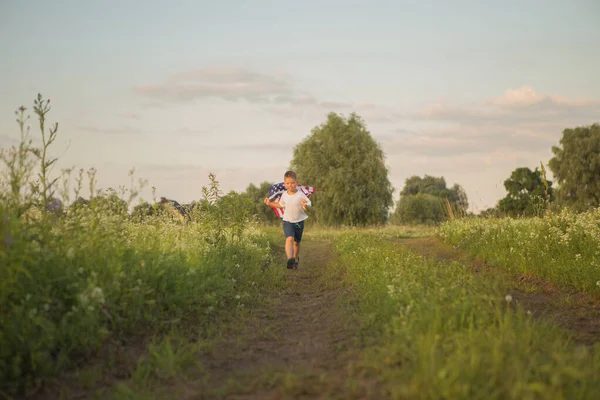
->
[264,170,311,269]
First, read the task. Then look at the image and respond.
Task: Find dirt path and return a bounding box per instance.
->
[394,237,600,345]
[182,238,369,400]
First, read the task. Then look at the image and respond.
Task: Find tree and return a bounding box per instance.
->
[548,123,600,211]
[390,193,445,225]
[497,167,553,217]
[290,112,393,226]
[394,174,469,220]
[88,189,129,217]
[242,181,280,224]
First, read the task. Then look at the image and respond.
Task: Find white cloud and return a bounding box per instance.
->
[133,66,294,104]
[119,112,140,120]
[77,124,142,135]
[133,67,398,126]
[487,86,592,108]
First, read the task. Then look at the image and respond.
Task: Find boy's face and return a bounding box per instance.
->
[284,177,297,192]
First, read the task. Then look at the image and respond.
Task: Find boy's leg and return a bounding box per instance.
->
[292,221,305,269]
[283,221,296,268]
[285,237,294,259]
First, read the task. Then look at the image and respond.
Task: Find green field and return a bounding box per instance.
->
[2,211,600,399]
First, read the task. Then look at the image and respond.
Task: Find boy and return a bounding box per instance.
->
[264,171,311,269]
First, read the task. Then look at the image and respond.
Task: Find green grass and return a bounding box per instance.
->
[0,202,285,396]
[438,208,600,294]
[329,229,600,399]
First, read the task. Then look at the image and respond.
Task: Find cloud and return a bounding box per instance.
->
[133,67,397,126]
[78,125,142,135]
[410,86,600,126]
[219,142,297,152]
[319,101,351,110]
[382,125,556,158]
[119,112,140,120]
[486,86,592,108]
[133,66,294,104]
[139,102,165,109]
[274,95,317,106]
[387,86,598,163]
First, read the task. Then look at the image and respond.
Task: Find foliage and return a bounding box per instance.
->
[0,96,282,396]
[497,166,554,217]
[329,230,600,399]
[390,193,446,225]
[241,181,280,225]
[391,175,468,225]
[439,207,600,294]
[290,112,394,226]
[549,123,600,212]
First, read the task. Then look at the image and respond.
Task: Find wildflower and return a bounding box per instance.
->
[596,281,600,288]
[91,287,105,304]
[505,294,512,303]
[387,284,396,296]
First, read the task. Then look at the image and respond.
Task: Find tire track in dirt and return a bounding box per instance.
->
[394,236,600,345]
[183,238,373,400]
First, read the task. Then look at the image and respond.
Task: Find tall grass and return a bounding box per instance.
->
[0,95,281,396]
[438,208,600,294]
[330,230,600,399]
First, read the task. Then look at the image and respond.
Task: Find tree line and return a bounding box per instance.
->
[239,114,600,226]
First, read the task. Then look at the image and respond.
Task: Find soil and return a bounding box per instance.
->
[179,238,377,400]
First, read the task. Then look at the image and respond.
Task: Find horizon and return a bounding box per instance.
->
[1,1,599,213]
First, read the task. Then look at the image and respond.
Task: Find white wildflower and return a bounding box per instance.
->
[505,294,512,303]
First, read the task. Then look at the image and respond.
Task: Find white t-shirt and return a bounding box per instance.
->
[279,190,311,223]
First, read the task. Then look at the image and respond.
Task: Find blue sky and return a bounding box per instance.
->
[1,0,599,211]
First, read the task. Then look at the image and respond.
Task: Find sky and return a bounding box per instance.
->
[1,0,599,212]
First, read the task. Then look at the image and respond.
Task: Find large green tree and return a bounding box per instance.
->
[548,123,600,211]
[497,167,553,217]
[290,112,393,226]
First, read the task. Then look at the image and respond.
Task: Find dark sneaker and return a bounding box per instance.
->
[287,258,295,269]
[293,257,299,269]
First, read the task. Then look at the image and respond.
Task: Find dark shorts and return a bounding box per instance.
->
[283,220,305,243]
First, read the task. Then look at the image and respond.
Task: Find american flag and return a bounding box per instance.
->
[268,182,316,218]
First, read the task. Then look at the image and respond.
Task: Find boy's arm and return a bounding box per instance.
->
[264,197,284,208]
[300,192,312,208]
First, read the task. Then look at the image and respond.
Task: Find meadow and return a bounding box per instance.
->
[3,188,600,398]
[328,227,600,399]
[2,97,600,399]
[438,209,600,294]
